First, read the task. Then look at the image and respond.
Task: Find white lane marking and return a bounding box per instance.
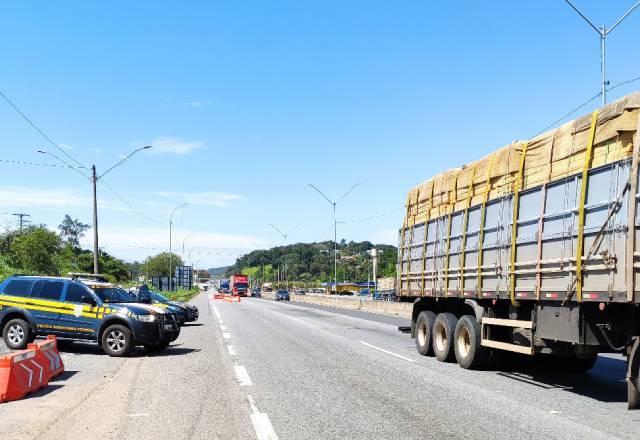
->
[234,366,253,386]
[128,413,149,418]
[223,332,231,340]
[227,344,237,356]
[251,413,279,440]
[212,305,221,320]
[220,324,227,331]
[219,319,224,324]
[359,341,416,363]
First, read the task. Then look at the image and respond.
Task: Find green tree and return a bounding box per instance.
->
[143,252,183,277]
[58,215,90,246]
[9,226,62,275]
[76,250,129,282]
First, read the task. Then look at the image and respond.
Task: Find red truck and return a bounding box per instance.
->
[229,274,250,296]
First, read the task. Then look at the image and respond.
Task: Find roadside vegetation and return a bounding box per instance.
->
[226,240,397,284]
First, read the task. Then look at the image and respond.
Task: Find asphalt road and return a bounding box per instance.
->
[1,294,639,439]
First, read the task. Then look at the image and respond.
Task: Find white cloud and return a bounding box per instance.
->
[80,226,268,267]
[0,186,123,211]
[92,148,103,154]
[150,136,203,155]
[155,191,243,208]
[184,101,203,108]
[59,144,73,150]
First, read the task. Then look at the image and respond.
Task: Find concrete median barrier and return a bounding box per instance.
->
[289,294,411,319]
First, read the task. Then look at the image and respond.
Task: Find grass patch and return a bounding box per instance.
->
[164,288,200,303]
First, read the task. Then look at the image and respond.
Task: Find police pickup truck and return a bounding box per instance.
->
[0,274,180,356]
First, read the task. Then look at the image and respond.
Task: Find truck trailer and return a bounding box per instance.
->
[397,92,640,409]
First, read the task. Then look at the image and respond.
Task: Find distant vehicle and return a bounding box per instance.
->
[0,274,180,356]
[230,274,249,296]
[219,279,230,294]
[275,289,290,301]
[262,282,273,292]
[295,288,306,295]
[251,287,261,298]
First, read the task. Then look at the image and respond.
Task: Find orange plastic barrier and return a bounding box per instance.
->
[28,336,64,382]
[223,296,241,303]
[0,348,48,403]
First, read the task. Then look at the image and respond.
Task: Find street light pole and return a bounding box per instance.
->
[269,223,299,290]
[563,0,640,106]
[38,145,151,274]
[308,183,359,295]
[169,203,188,291]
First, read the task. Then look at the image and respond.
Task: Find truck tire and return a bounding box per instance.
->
[433,313,457,362]
[629,381,640,410]
[2,318,34,350]
[101,324,133,357]
[454,315,488,369]
[415,310,436,356]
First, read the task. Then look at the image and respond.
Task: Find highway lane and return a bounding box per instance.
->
[215,297,639,440]
[0,293,256,440]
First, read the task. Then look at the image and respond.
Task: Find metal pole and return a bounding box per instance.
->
[91,165,99,274]
[601,26,606,105]
[169,219,172,291]
[333,202,337,295]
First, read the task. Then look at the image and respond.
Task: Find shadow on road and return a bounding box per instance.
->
[56,342,199,358]
[495,354,627,403]
[181,323,204,327]
[22,370,79,401]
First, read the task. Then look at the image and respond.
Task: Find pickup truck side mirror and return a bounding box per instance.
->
[138,292,152,304]
[81,295,97,306]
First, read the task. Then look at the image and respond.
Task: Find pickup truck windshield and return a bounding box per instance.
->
[93,287,136,303]
[150,291,169,302]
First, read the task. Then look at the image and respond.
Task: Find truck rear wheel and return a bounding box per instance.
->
[415,311,436,356]
[433,313,457,362]
[454,315,488,369]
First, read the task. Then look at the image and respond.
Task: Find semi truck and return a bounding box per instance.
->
[230,274,250,296]
[396,92,640,409]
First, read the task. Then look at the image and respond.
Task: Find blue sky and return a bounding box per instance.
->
[1,1,639,268]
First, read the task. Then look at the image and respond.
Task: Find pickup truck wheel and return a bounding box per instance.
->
[101,324,133,357]
[3,318,34,350]
[144,341,170,353]
[454,315,488,369]
[433,313,457,362]
[415,311,436,356]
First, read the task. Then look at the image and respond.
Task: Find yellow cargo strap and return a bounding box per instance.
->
[398,193,411,294]
[477,155,495,292]
[443,173,459,292]
[421,182,434,295]
[407,189,420,293]
[510,142,529,306]
[459,165,476,295]
[575,110,599,303]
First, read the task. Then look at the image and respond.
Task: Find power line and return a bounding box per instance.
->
[340,207,404,224]
[0,158,80,169]
[0,91,86,169]
[533,91,602,137]
[98,178,162,224]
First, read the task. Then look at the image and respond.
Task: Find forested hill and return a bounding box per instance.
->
[225,240,397,283]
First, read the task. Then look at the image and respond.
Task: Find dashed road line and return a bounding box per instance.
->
[234,366,253,386]
[359,340,416,363]
[220,324,227,331]
[223,332,231,339]
[227,344,237,356]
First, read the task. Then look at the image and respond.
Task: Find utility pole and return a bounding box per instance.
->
[38,145,151,274]
[308,183,359,295]
[563,0,640,106]
[91,165,99,273]
[12,213,31,230]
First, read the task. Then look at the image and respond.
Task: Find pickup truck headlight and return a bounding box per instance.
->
[138,314,157,322]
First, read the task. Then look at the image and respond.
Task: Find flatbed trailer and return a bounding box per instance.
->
[396,92,640,409]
